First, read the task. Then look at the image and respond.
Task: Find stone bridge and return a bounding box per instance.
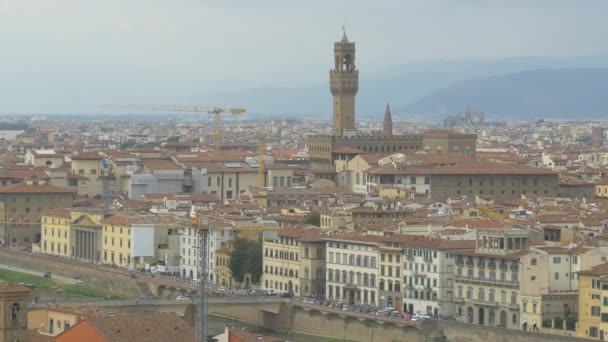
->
[133,274,198,297]
[33,298,587,341]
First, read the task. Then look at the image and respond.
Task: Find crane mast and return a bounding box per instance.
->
[195,214,210,342]
[100,105,245,152]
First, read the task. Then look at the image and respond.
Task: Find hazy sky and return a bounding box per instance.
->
[1,0,607,84]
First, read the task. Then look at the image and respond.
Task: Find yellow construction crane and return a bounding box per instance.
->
[101,105,246,152]
[258,135,266,188]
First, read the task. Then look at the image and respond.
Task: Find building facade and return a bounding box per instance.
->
[262,229,305,296]
[452,229,535,329]
[325,234,380,306]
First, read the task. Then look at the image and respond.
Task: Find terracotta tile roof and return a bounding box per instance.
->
[367,161,557,176]
[42,208,72,219]
[358,154,382,165]
[141,158,183,171]
[537,246,591,255]
[324,231,386,244]
[399,237,476,250]
[64,312,194,342]
[0,183,75,194]
[413,154,471,166]
[71,152,103,160]
[0,282,32,293]
[579,262,608,276]
[26,330,54,342]
[449,219,506,229]
[277,226,324,239]
[0,168,50,180]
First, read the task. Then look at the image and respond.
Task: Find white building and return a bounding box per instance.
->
[180,227,200,279]
[325,233,381,306]
[402,238,474,317]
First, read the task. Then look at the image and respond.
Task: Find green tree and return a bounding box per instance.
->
[119,140,136,150]
[166,136,180,143]
[303,212,320,227]
[229,238,263,284]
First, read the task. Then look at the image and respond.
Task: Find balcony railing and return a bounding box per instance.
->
[412,270,427,277]
[510,264,519,271]
[506,302,519,310]
[468,298,499,307]
[456,259,464,266]
[466,261,474,267]
[499,263,508,271]
[423,257,433,263]
[454,274,519,288]
[488,262,496,269]
[477,262,486,269]
[406,255,414,261]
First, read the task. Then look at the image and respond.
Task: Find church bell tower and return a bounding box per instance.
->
[330,27,359,136]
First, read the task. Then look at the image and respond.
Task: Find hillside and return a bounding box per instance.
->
[400,68,608,120]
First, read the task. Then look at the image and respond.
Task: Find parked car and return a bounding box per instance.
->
[176,296,191,301]
[412,313,431,321]
[361,307,372,314]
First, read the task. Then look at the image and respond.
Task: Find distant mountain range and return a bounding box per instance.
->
[2,56,608,121]
[399,68,608,120]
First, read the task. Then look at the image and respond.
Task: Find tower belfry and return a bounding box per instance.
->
[330,26,359,136]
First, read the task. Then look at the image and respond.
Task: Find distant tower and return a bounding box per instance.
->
[330,26,359,136]
[383,103,393,135]
[0,283,30,342]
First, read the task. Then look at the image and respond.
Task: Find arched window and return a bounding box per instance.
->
[317,267,324,280]
[465,146,471,157]
[356,173,360,185]
[304,267,309,279]
[12,303,19,328]
[478,288,485,301]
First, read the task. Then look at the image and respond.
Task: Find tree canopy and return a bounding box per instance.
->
[303,212,320,227]
[229,238,263,284]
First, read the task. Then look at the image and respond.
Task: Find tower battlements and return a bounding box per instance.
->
[330,28,358,137]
